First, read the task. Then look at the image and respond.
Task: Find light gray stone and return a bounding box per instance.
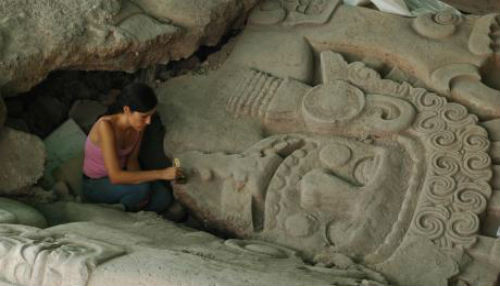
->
[0,198,47,228]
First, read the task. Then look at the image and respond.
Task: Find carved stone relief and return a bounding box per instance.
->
[0,224,125,286]
[0,202,391,286]
[161,48,499,285]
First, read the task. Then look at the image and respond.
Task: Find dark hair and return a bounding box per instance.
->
[106,82,158,114]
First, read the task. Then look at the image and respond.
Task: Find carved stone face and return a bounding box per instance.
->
[160,17,497,283]
[171,61,417,259]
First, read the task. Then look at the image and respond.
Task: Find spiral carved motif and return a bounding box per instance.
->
[462,152,492,179]
[413,206,449,240]
[424,176,456,204]
[433,12,461,25]
[453,185,488,214]
[413,91,445,111]
[413,111,445,133]
[446,212,479,247]
[407,88,491,248]
[338,56,492,250]
[439,103,477,127]
[428,131,460,151]
[429,152,460,176]
[462,126,490,153]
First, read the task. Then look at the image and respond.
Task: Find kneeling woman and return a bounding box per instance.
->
[82,83,181,213]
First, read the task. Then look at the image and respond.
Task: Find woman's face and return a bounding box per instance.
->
[125,106,156,131]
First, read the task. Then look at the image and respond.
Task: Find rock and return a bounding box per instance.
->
[21,202,388,286]
[43,119,86,188]
[0,96,5,128]
[52,181,75,201]
[53,153,84,199]
[159,29,500,284]
[0,127,45,195]
[69,99,107,133]
[0,197,48,228]
[4,117,30,133]
[23,95,67,138]
[441,0,500,14]
[4,97,24,118]
[0,0,259,96]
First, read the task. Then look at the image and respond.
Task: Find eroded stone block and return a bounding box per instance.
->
[0,127,45,195]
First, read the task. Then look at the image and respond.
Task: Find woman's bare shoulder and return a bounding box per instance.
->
[89,116,114,144]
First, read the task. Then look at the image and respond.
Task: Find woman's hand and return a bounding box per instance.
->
[162,167,182,181]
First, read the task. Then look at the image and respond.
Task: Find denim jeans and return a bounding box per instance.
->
[82,177,173,213]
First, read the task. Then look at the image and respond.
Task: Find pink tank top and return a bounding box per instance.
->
[83,119,140,179]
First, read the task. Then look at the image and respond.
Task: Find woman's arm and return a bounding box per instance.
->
[98,121,177,184]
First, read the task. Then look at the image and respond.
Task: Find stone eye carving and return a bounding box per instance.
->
[302,80,366,130]
[413,11,462,39]
[319,142,352,169]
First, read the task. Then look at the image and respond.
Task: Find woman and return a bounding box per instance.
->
[82,82,181,213]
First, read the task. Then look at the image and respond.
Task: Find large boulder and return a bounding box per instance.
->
[0,127,45,195]
[0,0,258,96]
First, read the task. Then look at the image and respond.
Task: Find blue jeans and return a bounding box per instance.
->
[82,177,173,213]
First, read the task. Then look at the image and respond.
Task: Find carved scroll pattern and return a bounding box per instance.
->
[339,59,493,250]
[226,69,283,118]
[0,224,125,286]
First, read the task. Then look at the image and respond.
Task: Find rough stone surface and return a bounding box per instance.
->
[0,198,47,228]
[156,4,500,284]
[441,0,500,14]
[43,119,86,188]
[68,99,107,133]
[53,154,84,199]
[23,95,66,137]
[1,1,500,286]
[0,127,45,195]
[0,201,390,286]
[0,0,258,96]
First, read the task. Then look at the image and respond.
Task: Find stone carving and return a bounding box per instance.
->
[412,11,461,39]
[248,0,341,26]
[161,48,499,285]
[236,5,500,119]
[177,51,493,255]
[0,224,125,286]
[316,51,492,249]
[0,202,389,286]
[468,14,500,56]
[441,0,500,14]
